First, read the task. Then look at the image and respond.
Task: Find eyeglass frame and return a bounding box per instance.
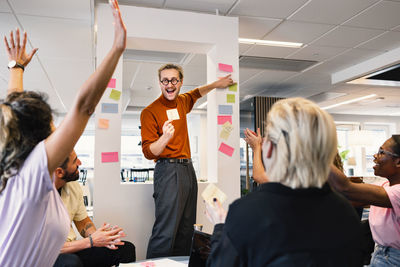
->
[377,147,400,158]
[160,78,180,86]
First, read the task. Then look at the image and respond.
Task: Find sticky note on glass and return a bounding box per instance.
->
[107,78,116,88]
[109,89,121,101]
[101,103,118,114]
[218,105,233,115]
[227,94,235,103]
[218,63,233,73]
[98,118,109,129]
[219,142,234,157]
[217,115,232,125]
[228,84,237,92]
[201,183,227,205]
[166,108,180,120]
[101,152,118,163]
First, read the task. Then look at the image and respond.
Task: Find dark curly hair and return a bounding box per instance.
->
[0,91,53,194]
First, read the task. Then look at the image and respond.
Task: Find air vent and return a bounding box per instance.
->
[239,56,318,72]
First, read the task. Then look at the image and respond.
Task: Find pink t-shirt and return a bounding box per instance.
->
[369,181,400,249]
[0,141,69,267]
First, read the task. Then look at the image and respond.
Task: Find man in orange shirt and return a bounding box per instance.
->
[141,64,234,258]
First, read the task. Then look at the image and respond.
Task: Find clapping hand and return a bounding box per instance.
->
[4,28,38,67]
[244,128,262,151]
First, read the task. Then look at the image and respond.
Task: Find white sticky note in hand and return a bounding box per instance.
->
[166,109,180,120]
[201,183,227,205]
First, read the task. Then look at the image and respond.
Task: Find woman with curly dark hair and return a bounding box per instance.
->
[0,1,126,266]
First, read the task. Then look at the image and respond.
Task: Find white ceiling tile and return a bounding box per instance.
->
[239,16,282,39]
[239,43,252,54]
[344,1,400,30]
[288,45,348,62]
[310,48,383,74]
[0,0,11,12]
[43,58,93,111]
[165,0,235,14]
[18,15,92,60]
[290,0,379,25]
[10,0,91,20]
[312,26,384,48]
[393,25,400,31]
[231,0,309,19]
[119,0,164,8]
[243,45,299,58]
[265,21,335,44]
[357,31,400,51]
[239,68,262,84]
[240,69,295,92]
[0,14,19,53]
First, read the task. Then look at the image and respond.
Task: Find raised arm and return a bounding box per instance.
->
[198,74,235,97]
[328,164,391,208]
[244,128,268,183]
[45,0,127,174]
[4,28,38,94]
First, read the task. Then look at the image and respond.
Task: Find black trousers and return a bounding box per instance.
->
[53,241,135,267]
[146,160,198,259]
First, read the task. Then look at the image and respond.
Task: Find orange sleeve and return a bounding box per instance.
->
[140,108,159,160]
[180,88,201,113]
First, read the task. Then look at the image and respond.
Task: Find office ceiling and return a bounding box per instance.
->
[1,0,400,116]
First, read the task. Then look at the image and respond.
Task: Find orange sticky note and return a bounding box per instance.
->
[98,118,109,129]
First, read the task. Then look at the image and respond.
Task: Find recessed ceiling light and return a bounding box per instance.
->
[321,94,377,110]
[238,38,303,48]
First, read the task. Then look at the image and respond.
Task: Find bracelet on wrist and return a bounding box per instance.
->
[89,234,93,248]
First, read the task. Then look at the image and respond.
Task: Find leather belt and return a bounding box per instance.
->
[157,158,192,164]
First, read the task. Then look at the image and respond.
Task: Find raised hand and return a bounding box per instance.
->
[205,198,227,225]
[4,28,38,67]
[244,128,262,151]
[214,74,235,89]
[162,120,175,142]
[109,0,126,52]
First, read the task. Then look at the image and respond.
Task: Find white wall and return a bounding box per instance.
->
[94,5,239,260]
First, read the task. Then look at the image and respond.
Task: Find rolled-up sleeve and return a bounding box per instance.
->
[140,109,159,160]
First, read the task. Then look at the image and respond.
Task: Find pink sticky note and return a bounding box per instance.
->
[141,262,155,267]
[218,63,233,73]
[98,118,109,129]
[217,115,232,125]
[107,78,116,88]
[219,142,234,157]
[101,152,119,163]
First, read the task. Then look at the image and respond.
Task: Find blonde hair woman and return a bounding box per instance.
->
[206,98,363,266]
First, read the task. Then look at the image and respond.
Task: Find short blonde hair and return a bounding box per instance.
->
[158,64,184,81]
[264,97,337,189]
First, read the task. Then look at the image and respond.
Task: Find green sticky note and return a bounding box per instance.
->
[228,84,237,92]
[109,89,121,101]
[227,94,235,103]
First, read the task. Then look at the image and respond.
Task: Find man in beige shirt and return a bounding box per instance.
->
[53,151,136,267]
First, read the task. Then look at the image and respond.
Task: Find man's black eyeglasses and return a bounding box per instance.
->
[160,78,180,86]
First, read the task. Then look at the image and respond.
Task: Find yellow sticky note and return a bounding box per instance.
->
[201,183,227,205]
[220,129,230,140]
[227,94,235,103]
[228,84,237,92]
[98,118,109,129]
[109,89,121,101]
[222,121,233,132]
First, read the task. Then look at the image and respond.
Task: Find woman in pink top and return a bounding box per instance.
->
[329,135,400,266]
[0,1,127,266]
